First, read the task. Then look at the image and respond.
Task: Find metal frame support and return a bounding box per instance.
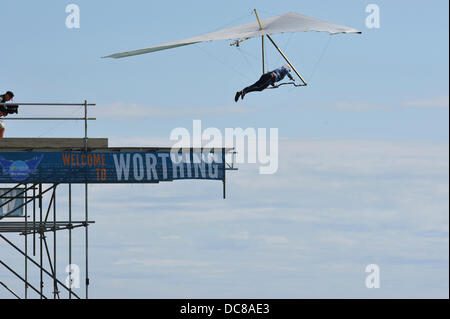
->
[0,100,95,299]
[0,260,46,299]
[69,184,72,299]
[0,233,83,299]
[0,101,96,122]
[265,34,307,86]
[223,150,226,200]
[0,184,88,299]
[231,9,308,87]
[24,185,28,299]
[254,9,265,74]
[0,98,232,299]
[84,100,90,299]
[0,280,21,299]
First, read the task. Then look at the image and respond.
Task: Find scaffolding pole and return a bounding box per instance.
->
[0,100,94,300]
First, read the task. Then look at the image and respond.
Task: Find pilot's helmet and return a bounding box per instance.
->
[283,64,292,72]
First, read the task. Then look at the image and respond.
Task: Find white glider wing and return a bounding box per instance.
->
[103,12,361,59]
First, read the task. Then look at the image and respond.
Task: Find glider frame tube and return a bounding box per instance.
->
[265,34,307,86]
[254,9,307,87]
[254,9,266,74]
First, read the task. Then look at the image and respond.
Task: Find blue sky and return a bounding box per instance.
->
[0,0,448,298]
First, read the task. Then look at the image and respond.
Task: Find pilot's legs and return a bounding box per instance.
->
[243,73,275,94]
[235,73,275,102]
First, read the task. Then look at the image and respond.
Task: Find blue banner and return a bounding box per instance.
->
[0,151,224,184]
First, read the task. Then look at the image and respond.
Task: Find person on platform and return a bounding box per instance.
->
[0,91,15,138]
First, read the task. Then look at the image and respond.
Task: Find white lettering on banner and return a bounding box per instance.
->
[145,154,158,180]
[112,153,220,181]
[159,153,170,180]
[132,154,145,181]
[113,154,131,181]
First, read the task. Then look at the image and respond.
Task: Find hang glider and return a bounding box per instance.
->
[103,10,361,87]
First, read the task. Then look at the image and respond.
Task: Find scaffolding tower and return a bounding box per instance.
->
[0,101,236,299]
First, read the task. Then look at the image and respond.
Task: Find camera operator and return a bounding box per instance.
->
[0,91,15,138]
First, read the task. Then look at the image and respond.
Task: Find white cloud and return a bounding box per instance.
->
[309,96,449,111]
[327,101,389,111]
[225,232,250,241]
[402,96,449,108]
[260,235,290,245]
[92,102,255,120]
[161,235,182,241]
[115,258,215,268]
[109,136,177,148]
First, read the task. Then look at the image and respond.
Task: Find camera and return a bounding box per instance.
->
[0,104,19,115]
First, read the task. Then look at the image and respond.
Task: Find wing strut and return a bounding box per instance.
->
[265,34,307,86]
[254,9,266,74]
